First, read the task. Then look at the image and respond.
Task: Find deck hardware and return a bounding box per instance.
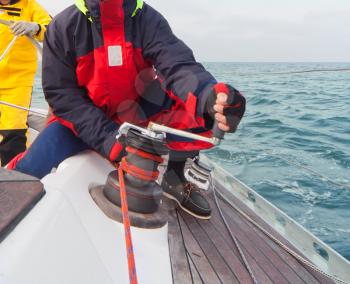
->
[106,125,168,214]
[185,156,213,191]
[276,215,287,227]
[247,192,256,203]
[313,242,330,261]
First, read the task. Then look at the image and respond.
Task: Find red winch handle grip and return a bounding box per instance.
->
[212,83,235,141]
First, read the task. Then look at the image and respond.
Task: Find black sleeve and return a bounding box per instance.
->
[140,4,217,118]
[42,14,119,159]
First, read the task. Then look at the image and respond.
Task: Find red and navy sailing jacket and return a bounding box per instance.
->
[42,0,217,160]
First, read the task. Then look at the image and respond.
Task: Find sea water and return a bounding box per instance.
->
[32,62,350,260]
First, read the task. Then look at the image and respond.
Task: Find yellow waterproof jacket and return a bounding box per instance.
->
[0,0,51,88]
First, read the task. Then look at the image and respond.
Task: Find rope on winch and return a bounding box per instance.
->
[115,143,164,284]
[210,175,349,284]
[117,166,138,284]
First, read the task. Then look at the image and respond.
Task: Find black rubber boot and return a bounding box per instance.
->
[162,159,211,220]
[0,129,27,166]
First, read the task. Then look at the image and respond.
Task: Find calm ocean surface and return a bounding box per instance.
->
[32,62,350,261]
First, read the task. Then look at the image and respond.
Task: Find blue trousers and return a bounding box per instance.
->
[14,121,200,179]
[15,122,89,179]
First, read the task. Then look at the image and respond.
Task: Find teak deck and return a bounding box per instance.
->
[167,183,335,284]
[0,169,44,243]
[28,113,47,132]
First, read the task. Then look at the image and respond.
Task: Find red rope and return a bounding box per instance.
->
[120,157,160,181]
[118,166,138,284]
[115,145,163,283]
[126,146,163,163]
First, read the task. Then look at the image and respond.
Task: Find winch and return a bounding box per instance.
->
[92,122,223,284]
[185,156,214,191]
[102,123,168,214]
[100,122,220,215]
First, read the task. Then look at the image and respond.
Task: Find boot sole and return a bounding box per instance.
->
[163,192,211,220]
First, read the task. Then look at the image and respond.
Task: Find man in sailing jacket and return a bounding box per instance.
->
[10,0,246,220]
[0,0,51,166]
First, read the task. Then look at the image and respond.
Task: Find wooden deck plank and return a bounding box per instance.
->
[219,198,328,284]
[208,198,290,283]
[180,211,240,284]
[177,213,222,284]
[0,168,38,182]
[188,253,204,284]
[215,185,335,284]
[179,206,275,284]
[28,114,47,132]
[168,210,193,284]
[197,218,255,284]
[167,177,337,284]
[215,183,304,250]
[206,211,276,284]
[0,174,44,243]
[215,195,307,284]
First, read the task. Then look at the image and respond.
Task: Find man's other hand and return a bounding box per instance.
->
[10,21,39,36]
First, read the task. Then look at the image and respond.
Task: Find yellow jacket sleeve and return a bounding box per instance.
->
[30,0,51,42]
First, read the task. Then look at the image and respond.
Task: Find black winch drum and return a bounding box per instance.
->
[103,129,168,214]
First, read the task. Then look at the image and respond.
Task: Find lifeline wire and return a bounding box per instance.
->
[0,18,43,55]
[254,149,350,191]
[275,154,350,191]
[0,101,47,118]
[237,68,350,77]
[0,35,18,62]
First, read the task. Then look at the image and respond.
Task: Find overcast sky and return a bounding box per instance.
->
[38,0,350,62]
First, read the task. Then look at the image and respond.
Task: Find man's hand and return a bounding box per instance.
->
[214,92,231,132]
[10,21,39,36]
[206,83,246,133]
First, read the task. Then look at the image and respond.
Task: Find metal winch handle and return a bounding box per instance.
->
[211,89,235,144]
[147,122,221,146]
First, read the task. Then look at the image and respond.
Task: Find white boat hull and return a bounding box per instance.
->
[0,151,172,284]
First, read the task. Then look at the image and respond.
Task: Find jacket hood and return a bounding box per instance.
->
[76,0,143,21]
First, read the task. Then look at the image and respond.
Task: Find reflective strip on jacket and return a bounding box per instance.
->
[0,0,51,88]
